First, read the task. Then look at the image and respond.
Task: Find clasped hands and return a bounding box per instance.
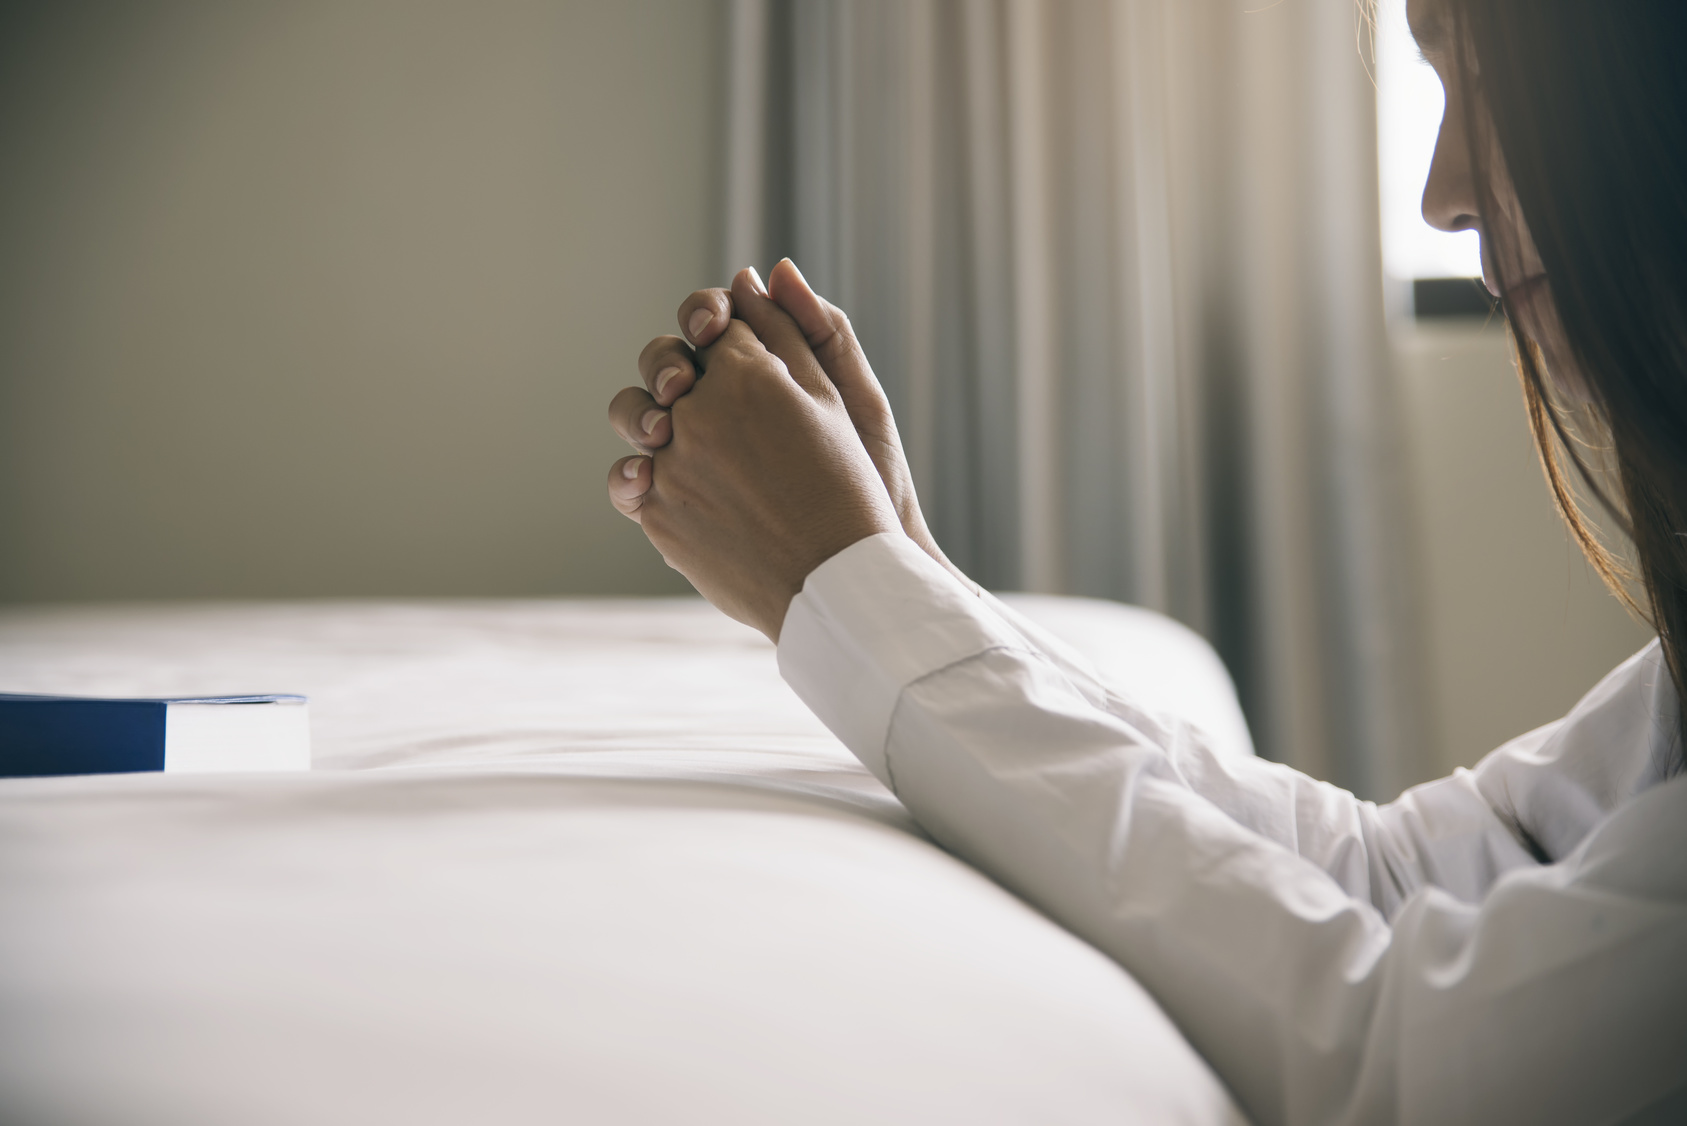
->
[605,260,968,641]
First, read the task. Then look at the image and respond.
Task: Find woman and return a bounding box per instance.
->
[605,1,1687,1122]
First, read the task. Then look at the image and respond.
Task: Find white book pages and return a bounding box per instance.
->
[163,700,311,773]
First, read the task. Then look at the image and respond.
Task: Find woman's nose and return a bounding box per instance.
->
[1422,88,1481,235]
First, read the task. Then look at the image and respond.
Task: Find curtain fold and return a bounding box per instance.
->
[724,0,1429,799]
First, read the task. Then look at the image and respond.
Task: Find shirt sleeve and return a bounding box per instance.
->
[777,532,1687,1126]
[981,557,1671,920]
[985,587,1545,918]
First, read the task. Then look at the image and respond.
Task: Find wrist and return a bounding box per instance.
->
[762,515,899,643]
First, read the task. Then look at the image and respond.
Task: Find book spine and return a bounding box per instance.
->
[0,700,168,778]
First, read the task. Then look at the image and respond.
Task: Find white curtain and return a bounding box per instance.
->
[723,0,1429,799]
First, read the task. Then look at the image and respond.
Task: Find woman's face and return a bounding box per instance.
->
[1410,0,1580,393]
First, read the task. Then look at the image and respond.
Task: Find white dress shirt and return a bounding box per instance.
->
[777,532,1687,1126]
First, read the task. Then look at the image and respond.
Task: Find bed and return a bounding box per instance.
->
[0,595,1252,1125]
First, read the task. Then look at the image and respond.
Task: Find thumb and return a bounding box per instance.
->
[765,259,890,416]
[765,257,916,513]
[725,267,836,401]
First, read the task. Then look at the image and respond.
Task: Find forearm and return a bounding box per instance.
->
[777,533,1687,1125]
[777,538,1391,1120]
[962,558,1533,916]
[888,665,1686,1125]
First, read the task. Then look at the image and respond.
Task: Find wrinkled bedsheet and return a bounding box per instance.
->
[0,596,1249,1125]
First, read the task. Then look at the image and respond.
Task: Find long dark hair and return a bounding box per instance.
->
[1449,1,1687,769]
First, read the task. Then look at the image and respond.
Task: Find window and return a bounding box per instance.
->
[1375,0,1486,317]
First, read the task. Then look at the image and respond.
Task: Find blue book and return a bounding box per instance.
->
[0,692,311,778]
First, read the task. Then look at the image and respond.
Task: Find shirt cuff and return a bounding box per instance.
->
[776,532,1027,788]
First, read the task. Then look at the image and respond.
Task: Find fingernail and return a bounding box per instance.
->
[622,457,644,480]
[687,307,713,341]
[654,366,683,398]
[745,266,769,297]
[640,409,664,436]
[780,257,809,289]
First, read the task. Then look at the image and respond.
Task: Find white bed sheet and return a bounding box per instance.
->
[0,596,1249,1125]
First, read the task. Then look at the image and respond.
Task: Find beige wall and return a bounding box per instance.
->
[0,4,1652,776]
[1394,322,1653,774]
[0,1,721,600]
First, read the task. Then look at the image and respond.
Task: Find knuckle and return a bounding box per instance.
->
[641,505,667,540]
[831,310,861,349]
[606,396,634,434]
[720,338,756,366]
